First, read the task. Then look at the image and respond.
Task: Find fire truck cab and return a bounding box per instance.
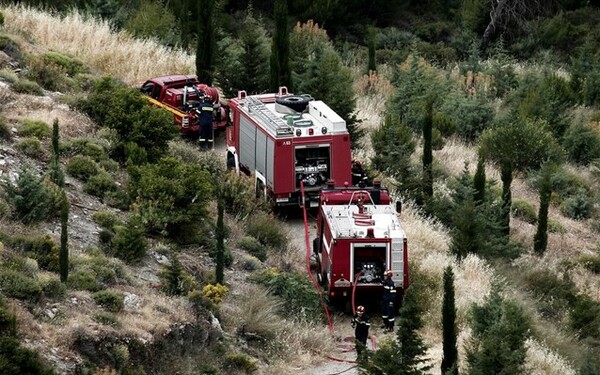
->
[226,87,352,206]
[313,183,409,308]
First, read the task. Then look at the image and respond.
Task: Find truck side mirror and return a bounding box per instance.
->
[395,200,402,215]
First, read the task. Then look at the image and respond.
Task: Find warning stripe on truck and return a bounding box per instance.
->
[143,96,188,118]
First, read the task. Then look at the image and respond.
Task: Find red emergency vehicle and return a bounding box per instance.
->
[226,87,352,206]
[312,183,409,307]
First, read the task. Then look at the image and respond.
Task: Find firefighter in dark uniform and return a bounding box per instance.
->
[381,270,396,332]
[351,159,367,186]
[198,95,214,150]
[351,305,370,359]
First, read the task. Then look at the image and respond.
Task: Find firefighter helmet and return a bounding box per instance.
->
[356,305,365,313]
[385,270,393,277]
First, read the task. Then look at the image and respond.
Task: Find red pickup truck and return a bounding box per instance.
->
[140,74,228,136]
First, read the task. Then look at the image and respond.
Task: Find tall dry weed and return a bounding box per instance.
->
[524,338,576,375]
[1,5,194,84]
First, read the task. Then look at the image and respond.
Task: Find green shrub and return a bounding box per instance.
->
[220,171,267,220]
[15,137,44,159]
[245,211,287,249]
[249,268,321,322]
[237,236,267,261]
[563,123,600,165]
[93,311,120,327]
[224,352,258,374]
[570,296,600,340]
[560,189,594,220]
[11,79,43,95]
[128,157,212,237]
[241,255,262,271]
[104,189,130,210]
[547,219,566,234]
[18,119,51,139]
[2,169,54,224]
[511,199,537,224]
[0,268,42,301]
[0,11,4,27]
[92,210,121,229]
[0,337,56,375]
[67,270,101,292]
[60,138,108,161]
[9,234,59,272]
[0,200,9,219]
[578,255,600,274]
[42,51,88,76]
[66,155,99,182]
[0,117,12,140]
[0,68,18,84]
[0,35,22,62]
[70,252,126,286]
[83,171,118,198]
[551,168,589,202]
[523,268,576,319]
[112,214,147,263]
[93,290,124,312]
[41,277,67,299]
[98,158,119,172]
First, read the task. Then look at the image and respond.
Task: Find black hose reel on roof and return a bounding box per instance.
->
[276,94,312,112]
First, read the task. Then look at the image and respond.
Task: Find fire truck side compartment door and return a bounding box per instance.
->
[240,116,256,171]
[391,237,404,287]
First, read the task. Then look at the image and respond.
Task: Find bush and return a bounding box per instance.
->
[523,268,577,318]
[66,155,99,182]
[9,234,59,272]
[83,171,118,198]
[0,11,4,27]
[563,122,600,165]
[0,68,18,84]
[224,352,258,374]
[0,268,42,301]
[245,211,287,249]
[241,255,263,271]
[15,137,44,159]
[93,290,124,313]
[112,214,147,263]
[560,189,594,220]
[60,138,108,161]
[41,277,66,299]
[18,119,51,139]
[219,171,267,220]
[92,210,121,229]
[0,117,12,140]
[578,255,600,274]
[511,199,537,224]
[0,337,56,375]
[93,311,120,327]
[551,167,589,202]
[2,169,54,224]
[237,236,267,261]
[202,283,229,304]
[570,296,600,340]
[0,35,22,62]
[67,270,101,292]
[547,218,566,234]
[10,79,43,95]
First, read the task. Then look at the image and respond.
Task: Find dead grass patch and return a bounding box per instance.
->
[1,5,194,84]
[524,338,576,375]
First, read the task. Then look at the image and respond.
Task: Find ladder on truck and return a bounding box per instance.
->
[245,96,294,136]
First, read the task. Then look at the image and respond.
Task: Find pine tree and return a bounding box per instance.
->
[534,163,555,256]
[473,152,485,205]
[59,190,69,283]
[49,118,65,188]
[215,197,225,284]
[196,0,216,85]
[112,214,148,263]
[360,280,432,374]
[269,0,291,91]
[2,169,53,224]
[441,266,459,375]
[164,254,185,296]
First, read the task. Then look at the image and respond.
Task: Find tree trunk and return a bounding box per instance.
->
[500,161,512,237]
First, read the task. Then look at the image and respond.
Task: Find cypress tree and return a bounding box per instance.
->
[360,280,433,374]
[196,0,215,85]
[49,119,64,187]
[473,152,485,205]
[269,0,291,91]
[422,100,434,199]
[534,163,554,256]
[367,28,376,74]
[59,190,69,283]
[215,197,225,284]
[441,266,459,375]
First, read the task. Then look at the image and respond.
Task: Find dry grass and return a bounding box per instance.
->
[1,5,194,84]
[524,338,577,375]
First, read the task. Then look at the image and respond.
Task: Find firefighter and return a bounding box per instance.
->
[381,270,396,332]
[351,159,367,187]
[198,95,214,150]
[351,305,370,359]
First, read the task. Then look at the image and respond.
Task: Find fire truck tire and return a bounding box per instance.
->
[226,152,235,170]
[276,95,311,112]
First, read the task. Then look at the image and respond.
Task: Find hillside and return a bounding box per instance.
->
[1,3,600,375]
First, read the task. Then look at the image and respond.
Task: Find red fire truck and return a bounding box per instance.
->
[226,87,352,206]
[312,183,409,308]
[140,75,228,136]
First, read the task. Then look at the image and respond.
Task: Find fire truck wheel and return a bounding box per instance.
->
[276,95,311,112]
[226,152,235,170]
